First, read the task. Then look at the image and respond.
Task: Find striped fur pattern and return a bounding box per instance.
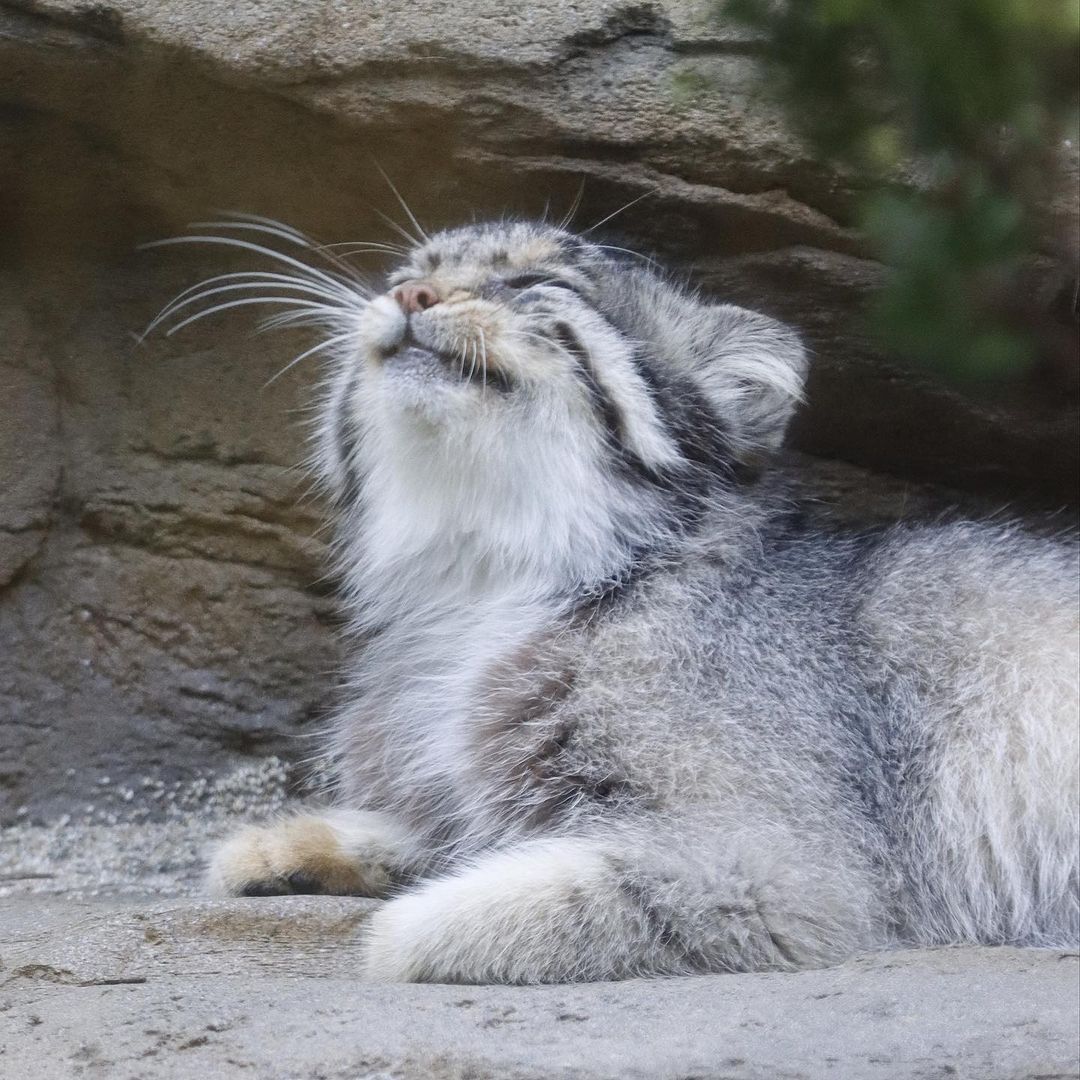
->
[199,219,1079,983]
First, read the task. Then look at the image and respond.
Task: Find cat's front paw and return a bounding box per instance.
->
[206,810,419,898]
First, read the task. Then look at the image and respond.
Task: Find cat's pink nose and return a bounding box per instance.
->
[391,281,441,315]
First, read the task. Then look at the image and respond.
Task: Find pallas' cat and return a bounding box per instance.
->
[153,217,1078,984]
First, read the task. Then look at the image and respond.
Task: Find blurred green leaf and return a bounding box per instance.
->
[712,0,1079,383]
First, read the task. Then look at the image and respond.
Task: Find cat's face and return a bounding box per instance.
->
[298,218,810,589]
[325,220,805,511]
[351,222,665,448]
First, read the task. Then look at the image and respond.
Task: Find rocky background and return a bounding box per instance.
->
[1,0,1077,826]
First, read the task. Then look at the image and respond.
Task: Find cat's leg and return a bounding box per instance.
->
[362,822,880,983]
[206,809,425,898]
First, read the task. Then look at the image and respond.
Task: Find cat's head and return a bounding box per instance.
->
[319,220,806,561]
[151,216,807,594]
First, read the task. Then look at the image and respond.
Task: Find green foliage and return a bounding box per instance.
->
[720,0,1080,381]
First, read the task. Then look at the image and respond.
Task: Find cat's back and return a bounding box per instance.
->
[810,514,1078,944]
[859,517,1079,673]
[549,508,1077,806]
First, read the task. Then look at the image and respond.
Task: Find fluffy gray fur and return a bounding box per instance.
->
[188,217,1079,984]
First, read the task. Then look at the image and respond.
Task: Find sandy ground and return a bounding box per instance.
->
[1,759,291,900]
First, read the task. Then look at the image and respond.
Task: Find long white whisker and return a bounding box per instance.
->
[559,177,587,230]
[151,269,344,313]
[143,272,300,339]
[194,216,373,285]
[208,212,309,243]
[142,236,367,300]
[374,162,431,244]
[318,240,410,255]
[371,207,423,250]
[264,330,357,388]
[165,296,329,336]
[190,218,313,249]
[149,280,353,337]
[594,243,660,268]
[582,189,656,234]
[258,306,355,331]
[316,243,409,263]
[168,276,349,311]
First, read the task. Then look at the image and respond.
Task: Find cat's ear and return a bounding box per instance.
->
[691,304,808,460]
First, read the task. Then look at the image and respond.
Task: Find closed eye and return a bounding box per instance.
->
[504,273,577,292]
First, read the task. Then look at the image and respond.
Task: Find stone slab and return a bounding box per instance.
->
[1,897,1077,1080]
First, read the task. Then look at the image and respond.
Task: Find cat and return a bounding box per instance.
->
[158,216,1079,984]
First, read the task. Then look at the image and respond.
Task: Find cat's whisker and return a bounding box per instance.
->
[150,280,355,336]
[371,207,424,251]
[189,217,313,250]
[559,177,587,230]
[319,240,411,255]
[207,212,309,242]
[374,162,431,245]
[328,250,405,270]
[194,215,375,286]
[143,270,348,341]
[164,296,333,336]
[258,305,357,332]
[264,330,357,388]
[143,235,369,301]
[582,189,656,234]
[154,270,343,309]
[593,244,660,268]
[318,243,410,262]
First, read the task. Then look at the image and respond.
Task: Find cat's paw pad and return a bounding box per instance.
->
[206,815,395,897]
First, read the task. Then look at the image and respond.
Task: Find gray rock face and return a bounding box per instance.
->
[0,0,1076,821]
[1,896,1077,1080]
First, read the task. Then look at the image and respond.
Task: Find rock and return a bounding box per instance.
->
[1,896,378,983]
[0,0,1076,817]
[1,896,1077,1079]
[0,315,60,587]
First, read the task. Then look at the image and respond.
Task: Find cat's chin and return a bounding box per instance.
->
[377,344,514,422]
[382,343,464,381]
[375,347,480,424]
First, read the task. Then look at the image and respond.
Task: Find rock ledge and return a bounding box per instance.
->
[2,897,1078,1080]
